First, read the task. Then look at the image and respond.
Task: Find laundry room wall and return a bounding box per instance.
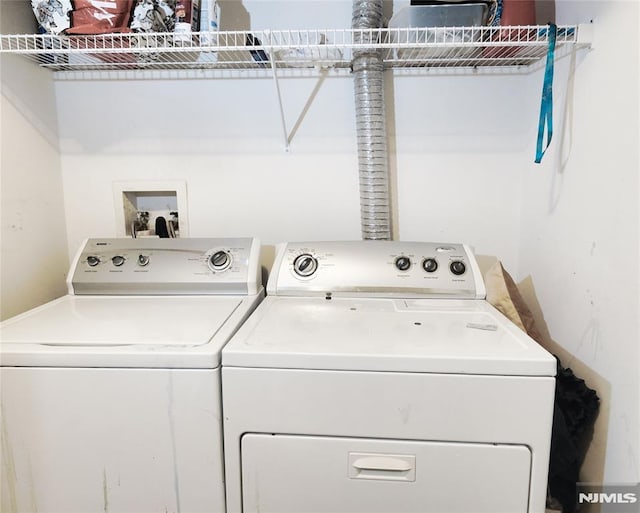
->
[517,0,640,496]
[56,0,532,273]
[0,1,69,321]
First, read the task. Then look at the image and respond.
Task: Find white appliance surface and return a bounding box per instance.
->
[223,296,556,376]
[1,295,246,368]
[1,237,263,513]
[2,366,224,513]
[241,435,532,513]
[1,295,240,346]
[222,241,556,513]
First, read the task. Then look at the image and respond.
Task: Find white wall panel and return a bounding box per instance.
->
[0,2,68,321]
[519,0,639,487]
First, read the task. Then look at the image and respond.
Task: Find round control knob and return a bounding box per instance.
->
[112,255,125,267]
[293,254,318,277]
[209,250,231,272]
[395,256,412,272]
[138,254,150,267]
[450,260,466,276]
[87,256,100,267]
[422,258,438,273]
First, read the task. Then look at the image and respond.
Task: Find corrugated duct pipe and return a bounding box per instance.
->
[352,0,392,240]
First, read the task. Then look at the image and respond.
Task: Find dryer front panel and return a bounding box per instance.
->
[222,367,555,513]
[240,434,531,513]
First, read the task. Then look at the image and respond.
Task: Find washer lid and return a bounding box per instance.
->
[222,297,557,376]
[1,294,259,368]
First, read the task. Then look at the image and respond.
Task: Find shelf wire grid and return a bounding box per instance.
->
[0,26,584,76]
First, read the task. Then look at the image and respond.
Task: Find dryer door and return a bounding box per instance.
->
[241,434,531,513]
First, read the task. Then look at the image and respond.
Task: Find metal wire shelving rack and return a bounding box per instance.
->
[0,24,591,150]
[0,25,591,79]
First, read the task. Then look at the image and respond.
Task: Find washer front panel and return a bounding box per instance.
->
[1,367,225,513]
[70,238,259,295]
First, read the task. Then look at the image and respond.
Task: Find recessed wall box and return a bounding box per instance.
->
[113,181,189,238]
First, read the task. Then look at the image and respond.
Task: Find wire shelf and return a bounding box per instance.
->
[0,25,588,78]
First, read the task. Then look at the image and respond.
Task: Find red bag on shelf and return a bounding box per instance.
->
[483,0,539,60]
[498,0,537,42]
[67,0,135,34]
[500,0,536,25]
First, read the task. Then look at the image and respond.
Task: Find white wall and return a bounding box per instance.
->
[392,72,533,266]
[0,2,68,320]
[518,0,639,491]
[56,0,535,274]
[57,70,531,271]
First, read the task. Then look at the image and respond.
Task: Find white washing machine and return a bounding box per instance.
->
[1,237,263,513]
[222,241,557,513]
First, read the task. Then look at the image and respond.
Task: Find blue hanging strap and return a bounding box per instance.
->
[535,23,558,164]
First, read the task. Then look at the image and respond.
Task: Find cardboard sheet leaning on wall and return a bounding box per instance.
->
[485,261,600,513]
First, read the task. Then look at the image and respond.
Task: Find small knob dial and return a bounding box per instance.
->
[395,256,412,272]
[293,254,318,277]
[209,250,232,272]
[112,255,125,267]
[211,251,229,268]
[87,256,100,267]
[138,254,150,267]
[450,260,466,276]
[422,258,438,273]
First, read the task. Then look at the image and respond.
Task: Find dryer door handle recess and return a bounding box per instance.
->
[348,453,416,482]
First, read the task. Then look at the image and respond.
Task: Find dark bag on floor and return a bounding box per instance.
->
[548,359,600,513]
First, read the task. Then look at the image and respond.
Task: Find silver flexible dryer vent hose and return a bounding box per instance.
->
[352,0,392,240]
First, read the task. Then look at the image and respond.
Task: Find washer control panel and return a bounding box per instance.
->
[69,238,261,295]
[269,241,485,299]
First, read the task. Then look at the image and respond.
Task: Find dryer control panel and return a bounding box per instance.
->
[268,241,485,299]
[69,238,261,295]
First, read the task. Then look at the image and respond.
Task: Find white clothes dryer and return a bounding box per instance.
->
[1,237,263,513]
[222,241,556,513]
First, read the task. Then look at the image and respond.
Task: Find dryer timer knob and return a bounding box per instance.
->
[450,260,466,276]
[422,258,438,273]
[395,256,412,272]
[293,254,318,277]
[209,250,232,272]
